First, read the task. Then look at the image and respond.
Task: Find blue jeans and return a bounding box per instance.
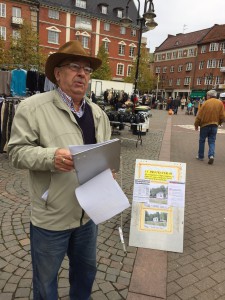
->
[30,220,98,300]
[198,125,218,159]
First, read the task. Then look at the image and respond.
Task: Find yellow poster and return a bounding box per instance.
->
[129,159,186,253]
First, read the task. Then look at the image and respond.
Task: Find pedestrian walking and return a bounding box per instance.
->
[194,89,225,164]
[181,96,186,110]
[193,98,199,116]
[7,40,111,300]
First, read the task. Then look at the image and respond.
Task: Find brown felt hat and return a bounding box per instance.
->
[45,40,102,84]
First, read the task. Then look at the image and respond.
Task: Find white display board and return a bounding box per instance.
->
[129,159,186,253]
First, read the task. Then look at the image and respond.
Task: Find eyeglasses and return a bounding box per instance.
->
[58,63,93,74]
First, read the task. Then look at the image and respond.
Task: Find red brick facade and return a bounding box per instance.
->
[154,25,225,98]
[0,0,140,81]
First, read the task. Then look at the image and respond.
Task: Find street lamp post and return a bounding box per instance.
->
[120,0,157,94]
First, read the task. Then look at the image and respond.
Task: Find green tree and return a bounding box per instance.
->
[8,21,47,71]
[91,44,112,80]
[0,36,5,65]
[125,47,156,93]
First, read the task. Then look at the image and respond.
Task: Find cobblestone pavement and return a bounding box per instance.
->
[0,109,168,300]
[168,109,225,300]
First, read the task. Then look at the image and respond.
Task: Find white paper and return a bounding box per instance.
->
[133,179,150,202]
[75,169,130,225]
[168,181,185,208]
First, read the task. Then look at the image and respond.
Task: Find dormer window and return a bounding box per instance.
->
[114,7,123,18]
[75,0,86,9]
[98,3,108,14]
[117,9,123,18]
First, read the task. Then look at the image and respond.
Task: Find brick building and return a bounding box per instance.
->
[154,24,225,99]
[0,0,144,81]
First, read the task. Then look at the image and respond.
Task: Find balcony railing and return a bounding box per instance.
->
[11,16,23,26]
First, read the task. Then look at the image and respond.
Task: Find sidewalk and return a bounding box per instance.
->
[1,107,225,299]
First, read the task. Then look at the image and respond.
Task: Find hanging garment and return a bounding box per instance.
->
[0,70,12,96]
[26,70,39,94]
[44,77,56,92]
[37,73,46,93]
[10,69,27,96]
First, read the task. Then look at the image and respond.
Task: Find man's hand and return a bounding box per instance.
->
[54,148,74,172]
[195,125,198,131]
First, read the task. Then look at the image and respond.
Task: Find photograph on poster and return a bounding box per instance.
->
[146,181,168,206]
[140,207,173,233]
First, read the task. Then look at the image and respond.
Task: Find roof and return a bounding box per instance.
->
[38,0,139,25]
[198,24,225,44]
[155,28,211,52]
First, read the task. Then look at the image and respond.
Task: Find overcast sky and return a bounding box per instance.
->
[135,0,225,52]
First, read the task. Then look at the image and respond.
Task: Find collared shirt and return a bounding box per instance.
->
[57,87,85,118]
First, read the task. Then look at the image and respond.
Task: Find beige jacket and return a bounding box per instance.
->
[8,90,111,230]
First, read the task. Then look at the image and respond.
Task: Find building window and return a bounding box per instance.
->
[176,78,180,85]
[199,61,204,69]
[131,29,136,37]
[48,30,59,44]
[82,36,89,48]
[178,50,182,58]
[0,3,6,17]
[117,63,124,75]
[129,46,135,57]
[178,65,183,72]
[172,51,177,59]
[162,67,167,73]
[186,63,192,71]
[101,5,108,14]
[48,9,59,20]
[103,41,109,52]
[170,66,174,73]
[168,79,173,86]
[104,22,110,31]
[12,29,20,40]
[215,76,220,84]
[220,42,225,50]
[0,26,6,40]
[207,59,216,68]
[204,76,213,86]
[157,54,162,61]
[117,9,123,18]
[197,77,202,85]
[188,48,195,56]
[127,65,132,76]
[166,53,171,60]
[218,59,223,68]
[209,43,219,52]
[184,77,191,85]
[75,16,92,31]
[155,67,160,73]
[120,26,126,34]
[201,45,206,53]
[75,0,86,9]
[118,44,125,55]
[12,7,21,17]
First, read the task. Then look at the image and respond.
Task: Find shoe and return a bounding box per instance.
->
[208,156,214,165]
[196,156,204,161]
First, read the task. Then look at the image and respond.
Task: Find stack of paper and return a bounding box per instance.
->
[69,139,130,224]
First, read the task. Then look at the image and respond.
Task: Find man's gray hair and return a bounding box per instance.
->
[207,90,217,98]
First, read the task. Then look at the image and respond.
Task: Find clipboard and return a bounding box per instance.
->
[70,139,121,185]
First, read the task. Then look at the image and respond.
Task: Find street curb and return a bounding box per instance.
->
[127,115,171,299]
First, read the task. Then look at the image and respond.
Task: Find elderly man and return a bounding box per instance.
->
[8,41,111,300]
[194,89,225,165]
